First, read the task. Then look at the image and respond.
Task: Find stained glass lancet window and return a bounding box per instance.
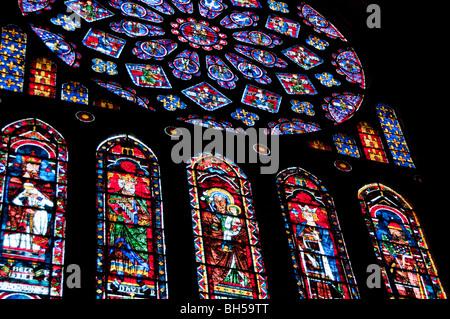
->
[276,167,359,299]
[376,103,415,168]
[358,183,446,299]
[357,121,388,163]
[0,118,67,299]
[96,135,168,299]
[186,153,269,299]
[29,57,56,98]
[0,24,26,93]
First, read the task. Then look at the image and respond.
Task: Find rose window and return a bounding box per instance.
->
[17,0,366,135]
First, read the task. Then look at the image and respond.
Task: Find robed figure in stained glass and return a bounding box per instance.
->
[202,188,250,289]
[107,172,151,279]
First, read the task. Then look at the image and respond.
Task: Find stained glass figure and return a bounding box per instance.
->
[82,28,126,58]
[276,73,317,95]
[0,25,26,93]
[235,45,287,68]
[186,153,269,299]
[265,14,300,38]
[96,135,168,299]
[358,183,447,299]
[282,44,322,70]
[332,48,365,89]
[169,50,201,80]
[29,57,56,98]
[61,81,88,105]
[109,0,163,23]
[225,53,271,84]
[205,55,238,89]
[241,84,281,113]
[276,167,359,299]
[220,11,258,29]
[110,19,165,37]
[182,82,231,111]
[357,121,388,163]
[133,39,177,60]
[376,103,415,168]
[64,0,114,22]
[233,30,282,48]
[126,63,172,88]
[172,18,227,51]
[333,133,360,158]
[30,25,80,67]
[0,118,67,299]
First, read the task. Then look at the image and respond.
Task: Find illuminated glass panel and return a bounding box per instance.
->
[276,167,359,299]
[187,153,269,299]
[357,121,388,163]
[358,183,446,299]
[0,25,26,93]
[376,103,414,168]
[28,57,56,98]
[333,133,360,158]
[0,118,67,299]
[96,135,167,299]
[61,81,88,105]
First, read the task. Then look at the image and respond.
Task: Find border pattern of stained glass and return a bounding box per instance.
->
[0,24,26,93]
[0,118,67,299]
[358,183,446,299]
[96,135,168,299]
[276,167,359,299]
[186,152,269,299]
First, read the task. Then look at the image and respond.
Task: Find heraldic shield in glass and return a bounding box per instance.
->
[276,167,359,299]
[0,118,67,299]
[358,184,446,299]
[96,135,167,299]
[187,153,269,299]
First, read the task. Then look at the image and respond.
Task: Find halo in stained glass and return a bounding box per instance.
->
[15,0,366,134]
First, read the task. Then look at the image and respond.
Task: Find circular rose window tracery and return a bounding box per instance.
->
[22,0,366,135]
